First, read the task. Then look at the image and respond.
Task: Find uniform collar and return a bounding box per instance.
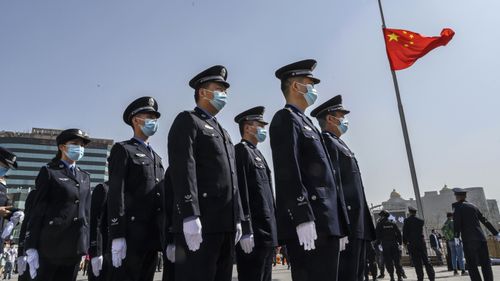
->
[195,106,214,119]
[132,137,150,148]
[285,104,304,114]
[241,139,256,149]
[60,159,76,170]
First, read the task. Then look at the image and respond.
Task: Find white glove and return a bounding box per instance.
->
[296,221,317,251]
[166,244,175,263]
[235,223,243,244]
[454,238,461,245]
[26,249,39,279]
[11,210,25,225]
[91,256,103,277]
[339,236,349,251]
[239,234,255,254]
[496,233,500,242]
[111,238,127,268]
[17,256,27,275]
[183,217,203,251]
[378,244,383,252]
[1,221,14,239]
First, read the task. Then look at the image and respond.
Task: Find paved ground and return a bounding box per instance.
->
[68,264,500,281]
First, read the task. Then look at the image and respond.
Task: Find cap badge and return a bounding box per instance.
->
[148,98,155,107]
[220,68,226,77]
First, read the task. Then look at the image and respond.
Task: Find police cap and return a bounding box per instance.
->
[234,106,268,125]
[0,147,18,169]
[379,210,390,218]
[452,188,467,196]
[275,59,320,84]
[189,65,230,90]
[123,96,161,126]
[310,94,350,118]
[56,129,91,145]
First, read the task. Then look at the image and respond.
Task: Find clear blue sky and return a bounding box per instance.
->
[1,0,499,206]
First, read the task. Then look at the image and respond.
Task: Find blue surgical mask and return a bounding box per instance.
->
[0,166,9,177]
[297,83,318,106]
[205,90,228,111]
[255,127,267,143]
[140,118,159,137]
[337,117,349,134]
[64,145,85,162]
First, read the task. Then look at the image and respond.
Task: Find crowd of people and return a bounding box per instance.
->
[0,59,499,281]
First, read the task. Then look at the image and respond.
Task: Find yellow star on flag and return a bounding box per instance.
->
[387,33,399,42]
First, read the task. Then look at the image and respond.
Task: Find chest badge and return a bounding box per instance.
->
[59,178,69,181]
[255,157,262,162]
[135,153,146,157]
[204,124,214,130]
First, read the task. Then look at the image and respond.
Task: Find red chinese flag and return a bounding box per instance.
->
[383,28,455,70]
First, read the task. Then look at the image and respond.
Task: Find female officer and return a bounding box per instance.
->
[24,129,92,281]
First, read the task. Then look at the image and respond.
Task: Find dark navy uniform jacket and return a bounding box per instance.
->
[25,160,91,261]
[269,105,350,240]
[168,107,244,234]
[235,139,278,247]
[107,138,166,251]
[402,215,426,247]
[323,131,375,241]
[17,189,36,256]
[376,217,402,245]
[89,183,108,258]
[453,201,499,242]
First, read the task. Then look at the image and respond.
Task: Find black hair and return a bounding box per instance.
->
[51,149,62,164]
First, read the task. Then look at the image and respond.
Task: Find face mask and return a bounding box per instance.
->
[140,118,159,137]
[333,116,349,135]
[205,90,228,111]
[64,144,85,162]
[0,166,9,177]
[254,127,267,143]
[297,82,318,106]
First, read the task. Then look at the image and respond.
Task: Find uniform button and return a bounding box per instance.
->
[157,208,161,212]
[75,200,80,204]
[49,220,54,225]
[131,216,135,221]
[311,195,317,201]
[156,192,161,197]
[202,193,207,198]
[76,183,80,187]
[73,217,78,222]
[155,178,160,183]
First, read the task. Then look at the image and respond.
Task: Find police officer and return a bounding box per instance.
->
[107,97,165,281]
[234,106,278,281]
[168,65,244,281]
[310,95,376,281]
[269,59,350,281]
[402,206,435,281]
[452,188,500,281]
[17,189,36,281]
[88,182,109,281]
[0,147,23,244]
[375,210,403,281]
[24,129,92,281]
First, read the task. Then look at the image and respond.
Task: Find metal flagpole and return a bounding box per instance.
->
[377,0,425,220]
